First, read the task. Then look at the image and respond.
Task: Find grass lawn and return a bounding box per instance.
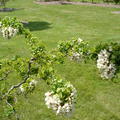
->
[0,0,120,120]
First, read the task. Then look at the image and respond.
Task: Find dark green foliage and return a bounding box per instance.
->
[0,0,10,7]
[113,0,120,4]
[109,43,120,69]
[4,106,14,117]
[90,42,120,70]
[58,41,73,55]
[90,43,110,60]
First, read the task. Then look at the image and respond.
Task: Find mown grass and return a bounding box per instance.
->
[0,0,120,120]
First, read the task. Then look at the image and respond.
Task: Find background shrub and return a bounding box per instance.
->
[0,0,10,7]
[113,0,120,4]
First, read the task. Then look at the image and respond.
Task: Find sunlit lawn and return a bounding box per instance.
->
[0,0,120,120]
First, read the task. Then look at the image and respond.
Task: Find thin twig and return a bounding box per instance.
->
[1,58,34,99]
[0,71,11,81]
[6,100,20,120]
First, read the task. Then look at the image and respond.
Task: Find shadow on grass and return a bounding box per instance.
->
[24,21,52,31]
[0,8,24,12]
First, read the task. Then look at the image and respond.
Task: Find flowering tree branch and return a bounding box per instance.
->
[0,17,78,119]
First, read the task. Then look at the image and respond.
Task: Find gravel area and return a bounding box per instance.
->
[111,11,120,14]
[34,1,120,8]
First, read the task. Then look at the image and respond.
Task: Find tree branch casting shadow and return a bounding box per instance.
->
[24,21,52,31]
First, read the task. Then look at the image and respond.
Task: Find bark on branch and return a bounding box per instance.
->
[1,58,34,99]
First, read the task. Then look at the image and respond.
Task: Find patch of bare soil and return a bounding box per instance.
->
[34,1,120,8]
[111,11,120,14]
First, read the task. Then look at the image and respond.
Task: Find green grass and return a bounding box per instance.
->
[0,0,120,120]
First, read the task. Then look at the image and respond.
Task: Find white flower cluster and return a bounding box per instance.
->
[1,26,18,39]
[20,80,37,93]
[97,49,116,79]
[100,63,116,79]
[70,52,82,61]
[45,83,77,116]
[70,38,84,61]
[78,37,83,44]
[29,80,37,86]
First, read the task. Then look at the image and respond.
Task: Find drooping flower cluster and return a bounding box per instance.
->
[69,38,83,61]
[97,49,116,79]
[45,79,77,116]
[58,37,89,62]
[20,80,37,93]
[97,49,109,69]
[0,17,22,39]
[1,26,18,39]
[58,38,88,61]
[70,52,82,61]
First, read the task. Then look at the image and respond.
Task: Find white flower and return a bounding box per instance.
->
[97,49,109,69]
[45,92,61,110]
[78,38,83,43]
[45,91,52,97]
[97,49,116,79]
[52,55,56,58]
[70,52,82,61]
[1,26,18,39]
[19,80,37,93]
[19,85,25,92]
[45,83,77,116]
[29,80,37,86]
[109,46,113,52]
[100,63,116,79]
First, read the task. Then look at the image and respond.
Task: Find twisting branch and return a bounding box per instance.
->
[1,58,35,99]
[6,100,20,120]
